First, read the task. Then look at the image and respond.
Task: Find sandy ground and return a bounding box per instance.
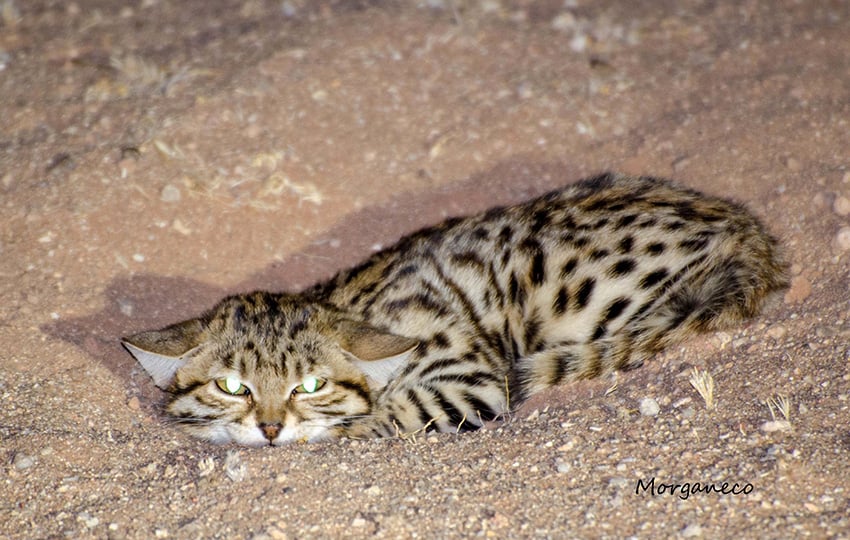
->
[2,0,849,538]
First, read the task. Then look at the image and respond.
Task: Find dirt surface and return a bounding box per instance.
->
[2,0,849,538]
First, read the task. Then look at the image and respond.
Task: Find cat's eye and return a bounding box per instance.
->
[215,376,249,396]
[293,376,326,395]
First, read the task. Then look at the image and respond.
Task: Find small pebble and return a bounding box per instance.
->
[14,453,35,470]
[160,184,181,203]
[766,325,787,340]
[77,512,99,528]
[127,396,140,410]
[682,523,703,537]
[551,12,577,31]
[833,196,850,216]
[784,275,811,303]
[639,397,660,417]
[834,226,850,253]
[785,157,802,172]
[364,485,382,496]
[761,420,792,432]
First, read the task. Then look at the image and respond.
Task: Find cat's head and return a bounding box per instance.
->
[122,291,418,446]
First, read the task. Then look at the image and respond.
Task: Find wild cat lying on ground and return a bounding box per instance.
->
[123,173,788,447]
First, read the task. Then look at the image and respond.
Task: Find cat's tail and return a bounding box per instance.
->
[517,205,789,397]
[618,206,790,369]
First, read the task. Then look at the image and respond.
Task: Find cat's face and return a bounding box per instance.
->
[123,292,418,446]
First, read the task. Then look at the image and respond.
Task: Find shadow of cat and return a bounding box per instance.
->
[43,158,583,393]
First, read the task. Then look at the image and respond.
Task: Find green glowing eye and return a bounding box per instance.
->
[215,376,249,396]
[294,376,325,394]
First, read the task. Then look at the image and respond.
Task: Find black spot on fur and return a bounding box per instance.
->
[589,248,610,260]
[530,250,546,286]
[530,209,552,234]
[615,214,638,229]
[471,227,489,240]
[678,237,709,253]
[618,236,634,254]
[575,278,596,310]
[553,286,569,315]
[432,332,451,349]
[602,297,632,323]
[396,264,418,277]
[674,201,699,220]
[560,258,579,278]
[558,213,577,229]
[664,220,686,231]
[451,251,485,268]
[498,226,514,245]
[549,351,578,386]
[608,258,637,277]
[640,269,669,289]
[646,242,666,256]
[591,325,605,340]
[524,316,542,352]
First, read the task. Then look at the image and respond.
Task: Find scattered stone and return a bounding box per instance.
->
[761,420,792,432]
[833,195,850,216]
[77,512,100,528]
[551,12,577,31]
[127,396,141,410]
[556,440,575,452]
[811,191,831,208]
[834,226,850,253]
[14,453,35,470]
[352,516,367,527]
[172,219,192,235]
[682,523,703,537]
[766,324,787,340]
[784,275,811,303]
[160,184,181,203]
[555,458,571,473]
[364,485,382,496]
[118,298,134,317]
[569,33,588,53]
[639,397,660,417]
[608,476,630,489]
[784,157,802,172]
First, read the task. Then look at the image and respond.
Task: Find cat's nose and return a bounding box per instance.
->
[259,422,282,441]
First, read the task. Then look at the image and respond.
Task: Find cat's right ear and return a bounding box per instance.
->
[122,318,206,390]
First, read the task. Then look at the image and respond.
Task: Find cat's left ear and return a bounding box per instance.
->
[333,320,419,389]
[122,318,206,390]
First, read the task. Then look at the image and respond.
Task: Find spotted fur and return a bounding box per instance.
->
[123,174,788,446]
